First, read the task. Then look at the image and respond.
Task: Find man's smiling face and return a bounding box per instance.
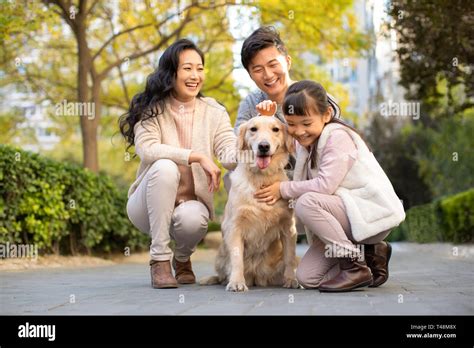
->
[248,46,292,103]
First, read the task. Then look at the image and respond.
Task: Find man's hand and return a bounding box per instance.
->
[256,100,277,116]
[254,181,282,205]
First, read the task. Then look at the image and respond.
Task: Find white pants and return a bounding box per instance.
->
[126,159,209,262]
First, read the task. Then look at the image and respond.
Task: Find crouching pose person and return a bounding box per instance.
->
[255,80,405,292]
[120,39,236,288]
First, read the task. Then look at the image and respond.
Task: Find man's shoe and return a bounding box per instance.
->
[365,241,392,287]
[319,258,373,292]
[150,260,178,289]
[172,257,196,284]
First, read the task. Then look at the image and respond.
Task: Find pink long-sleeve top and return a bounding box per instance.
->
[280,129,358,199]
[169,95,197,204]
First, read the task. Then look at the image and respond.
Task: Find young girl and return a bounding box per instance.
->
[119,39,236,289]
[254,80,405,292]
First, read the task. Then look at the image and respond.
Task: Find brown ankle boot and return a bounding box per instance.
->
[150,260,178,289]
[172,257,196,284]
[365,241,392,287]
[319,258,373,292]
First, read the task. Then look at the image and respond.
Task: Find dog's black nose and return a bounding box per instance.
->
[258,141,270,154]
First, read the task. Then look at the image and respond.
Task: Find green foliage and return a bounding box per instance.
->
[365,99,474,209]
[207,221,221,233]
[385,224,405,242]
[257,0,370,122]
[439,189,474,243]
[388,0,474,112]
[413,112,474,199]
[388,201,443,243]
[0,145,69,250]
[388,189,474,243]
[0,145,149,255]
[373,2,474,214]
[0,108,35,145]
[259,0,371,61]
[364,115,432,209]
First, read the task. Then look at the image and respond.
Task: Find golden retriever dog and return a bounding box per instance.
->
[200,116,298,292]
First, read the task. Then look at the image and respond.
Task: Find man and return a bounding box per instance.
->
[235,26,294,131]
[223,26,295,194]
[235,26,341,132]
[225,26,340,191]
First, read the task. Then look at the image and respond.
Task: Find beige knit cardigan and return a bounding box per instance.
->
[128,97,237,220]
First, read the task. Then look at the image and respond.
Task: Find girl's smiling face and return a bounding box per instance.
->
[285,107,332,147]
[173,49,205,102]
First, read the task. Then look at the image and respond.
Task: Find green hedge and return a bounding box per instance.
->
[388,188,474,243]
[0,145,149,255]
[207,221,221,232]
[440,189,474,243]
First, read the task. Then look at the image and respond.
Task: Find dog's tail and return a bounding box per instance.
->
[199,275,221,285]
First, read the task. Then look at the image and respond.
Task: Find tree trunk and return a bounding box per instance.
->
[77,22,99,172]
[91,78,102,164]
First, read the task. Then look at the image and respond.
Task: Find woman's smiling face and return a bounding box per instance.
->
[173,49,205,102]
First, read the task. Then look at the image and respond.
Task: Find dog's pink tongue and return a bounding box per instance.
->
[256,156,271,170]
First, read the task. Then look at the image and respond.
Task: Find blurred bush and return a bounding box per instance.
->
[388,188,474,243]
[365,115,433,209]
[207,221,221,233]
[440,189,474,244]
[0,145,149,255]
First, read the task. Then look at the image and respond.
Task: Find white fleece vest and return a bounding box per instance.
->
[293,123,406,241]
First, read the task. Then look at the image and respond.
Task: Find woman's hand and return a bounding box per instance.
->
[189,152,221,192]
[254,181,282,205]
[256,100,277,116]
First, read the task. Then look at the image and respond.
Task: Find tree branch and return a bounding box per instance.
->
[128,30,155,68]
[78,0,88,18]
[86,0,99,16]
[25,72,77,92]
[92,1,202,62]
[92,22,154,62]
[203,68,234,92]
[97,10,193,80]
[105,13,131,105]
[101,97,128,111]
[43,0,76,33]
[102,102,128,111]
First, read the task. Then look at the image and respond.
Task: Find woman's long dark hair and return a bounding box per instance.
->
[283,80,368,168]
[119,39,205,150]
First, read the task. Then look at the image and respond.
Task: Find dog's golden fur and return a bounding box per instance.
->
[200,116,298,291]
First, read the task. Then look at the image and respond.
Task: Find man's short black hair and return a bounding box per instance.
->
[241,26,288,71]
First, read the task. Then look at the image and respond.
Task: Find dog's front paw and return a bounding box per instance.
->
[283,277,299,289]
[283,267,298,289]
[226,279,248,292]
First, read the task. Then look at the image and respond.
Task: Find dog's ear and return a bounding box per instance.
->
[283,125,295,154]
[237,121,248,151]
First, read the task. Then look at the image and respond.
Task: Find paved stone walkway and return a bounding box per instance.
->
[1,242,473,315]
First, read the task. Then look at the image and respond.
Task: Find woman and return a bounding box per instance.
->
[119,39,236,289]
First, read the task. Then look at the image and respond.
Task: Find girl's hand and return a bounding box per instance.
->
[254,182,282,205]
[190,152,221,192]
[256,100,277,116]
